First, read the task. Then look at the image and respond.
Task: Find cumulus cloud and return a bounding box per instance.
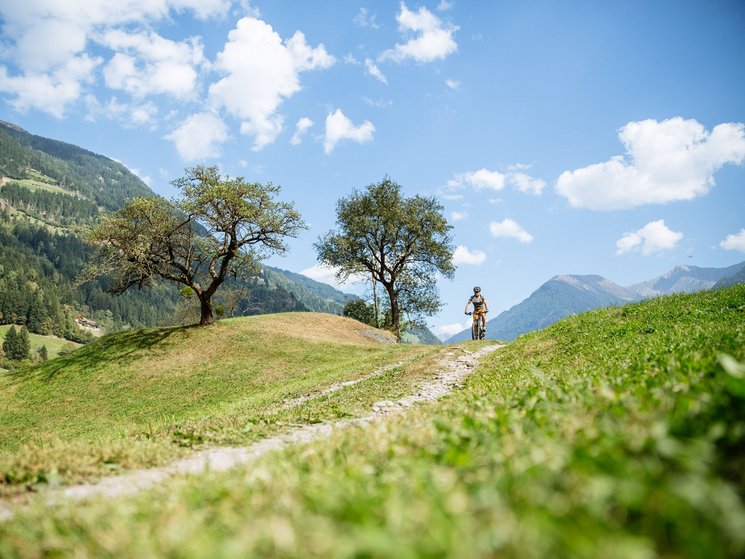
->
[100,30,206,99]
[453,245,486,265]
[720,228,745,252]
[324,109,375,154]
[557,118,745,210]
[489,218,534,243]
[364,58,388,84]
[447,169,505,191]
[164,112,230,161]
[0,0,229,116]
[450,210,468,221]
[508,171,546,195]
[209,18,335,151]
[445,78,461,90]
[615,220,683,255]
[0,56,100,117]
[380,2,458,63]
[446,167,545,195]
[290,117,314,145]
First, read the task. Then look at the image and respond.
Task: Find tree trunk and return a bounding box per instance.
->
[385,284,402,342]
[199,296,215,325]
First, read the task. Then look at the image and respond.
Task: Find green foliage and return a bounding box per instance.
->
[343,298,375,325]
[2,325,30,360]
[86,166,306,325]
[316,176,454,339]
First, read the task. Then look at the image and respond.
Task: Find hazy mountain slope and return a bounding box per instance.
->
[713,264,745,289]
[448,274,637,343]
[629,261,745,297]
[264,266,354,314]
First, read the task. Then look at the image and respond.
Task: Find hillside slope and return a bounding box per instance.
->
[0,312,437,494]
[1,285,742,557]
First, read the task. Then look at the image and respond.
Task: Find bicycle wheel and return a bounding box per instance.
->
[471,320,480,340]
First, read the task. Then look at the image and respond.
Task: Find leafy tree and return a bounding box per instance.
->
[343,298,375,326]
[37,344,48,362]
[316,177,455,340]
[2,325,30,360]
[85,166,306,325]
[2,325,18,358]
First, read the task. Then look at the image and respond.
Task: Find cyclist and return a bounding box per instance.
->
[465,286,489,339]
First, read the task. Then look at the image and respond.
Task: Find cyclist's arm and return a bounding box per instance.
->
[464,298,472,313]
[483,297,489,312]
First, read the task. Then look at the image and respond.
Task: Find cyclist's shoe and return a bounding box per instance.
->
[480,329,486,340]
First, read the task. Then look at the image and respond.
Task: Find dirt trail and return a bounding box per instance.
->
[0,343,502,521]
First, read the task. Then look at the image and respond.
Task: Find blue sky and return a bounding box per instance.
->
[1,0,744,339]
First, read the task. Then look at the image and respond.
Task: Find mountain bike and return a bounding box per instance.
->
[466,310,487,340]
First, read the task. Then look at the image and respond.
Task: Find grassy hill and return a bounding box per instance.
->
[1,286,744,557]
[0,313,438,492]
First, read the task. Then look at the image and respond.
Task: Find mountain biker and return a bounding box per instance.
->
[465,286,489,338]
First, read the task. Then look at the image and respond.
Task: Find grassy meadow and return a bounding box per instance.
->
[1,285,744,558]
[0,325,80,360]
[0,313,440,492]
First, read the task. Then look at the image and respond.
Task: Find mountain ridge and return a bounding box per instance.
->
[446,261,745,343]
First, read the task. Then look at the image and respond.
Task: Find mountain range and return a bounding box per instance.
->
[446,261,745,343]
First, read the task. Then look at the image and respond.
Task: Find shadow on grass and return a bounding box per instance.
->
[9,324,204,383]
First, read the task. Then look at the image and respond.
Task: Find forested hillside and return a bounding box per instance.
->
[0,122,354,343]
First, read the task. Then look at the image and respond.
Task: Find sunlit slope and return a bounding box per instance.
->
[0,313,411,452]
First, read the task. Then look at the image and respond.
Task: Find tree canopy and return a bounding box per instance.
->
[316,177,454,339]
[85,166,306,325]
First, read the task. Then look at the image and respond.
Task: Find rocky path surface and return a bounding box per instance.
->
[0,343,502,521]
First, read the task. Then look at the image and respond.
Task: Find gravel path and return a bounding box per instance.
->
[0,343,502,521]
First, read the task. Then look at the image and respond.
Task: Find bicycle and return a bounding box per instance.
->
[466,310,487,340]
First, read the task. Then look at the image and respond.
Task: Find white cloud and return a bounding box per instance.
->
[100,30,205,99]
[324,108,375,154]
[380,2,458,63]
[720,228,745,252]
[435,319,471,341]
[0,55,100,117]
[445,167,545,196]
[208,18,335,151]
[0,0,229,116]
[450,210,468,221]
[290,117,314,145]
[164,112,230,161]
[615,220,683,255]
[447,168,505,191]
[490,218,534,243]
[364,58,388,85]
[445,78,461,90]
[556,118,745,210]
[86,95,159,127]
[363,97,393,108]
[353,7,379,29]
[300,263,366,291]
[453,245,486,265]
[507,171,545,195]
[437,1,454,10]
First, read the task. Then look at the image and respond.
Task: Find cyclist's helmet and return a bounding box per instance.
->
[473,286,481,293]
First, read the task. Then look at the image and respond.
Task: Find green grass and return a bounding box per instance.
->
[0,313,440,492]
[1,286,744,558]
[9,178,71,196]
[0,325,80,359]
